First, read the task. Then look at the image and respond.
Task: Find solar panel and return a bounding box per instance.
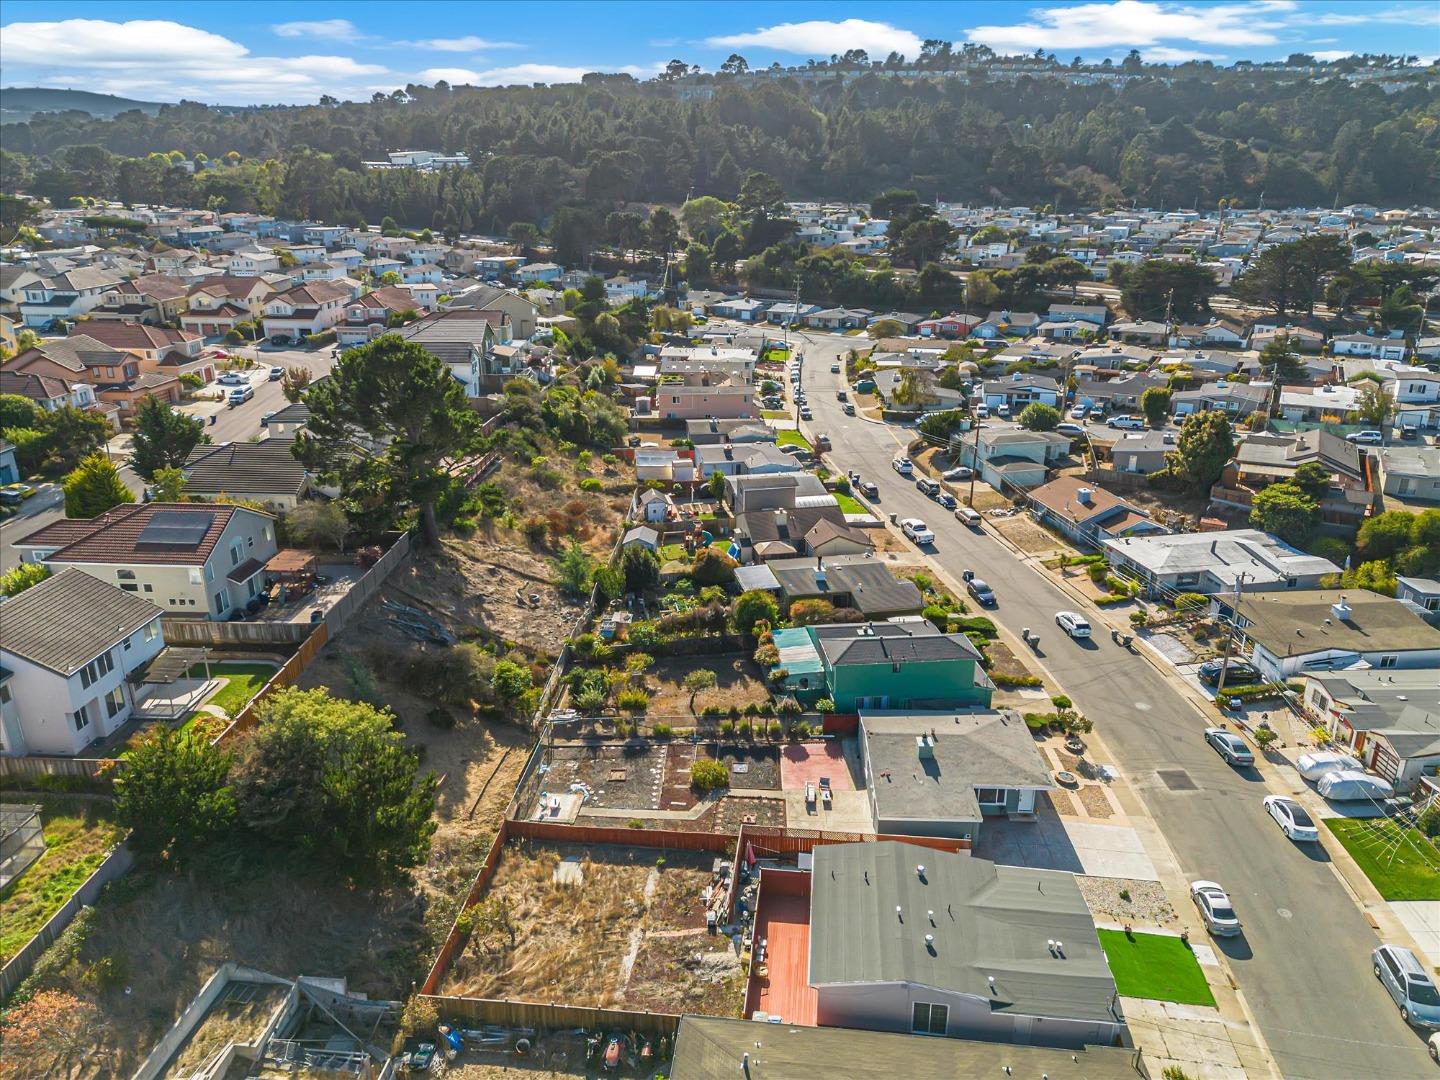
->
[136,510,214,550]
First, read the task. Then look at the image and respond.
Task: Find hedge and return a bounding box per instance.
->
[993,673,1043,688]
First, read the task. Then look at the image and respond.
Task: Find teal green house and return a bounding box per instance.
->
[771,621,994,711]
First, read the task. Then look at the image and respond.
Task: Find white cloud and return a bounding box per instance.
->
[965,1,1288,52]
[1310,5,1439,27]
[273,19,365,43]
[1309,50,1355,61]
[1143,46,1227,63]
[418,67,485,84]
[399,36,522,52]
[429,63,662,87]
[0,18,390,104]
[707,19,924,57]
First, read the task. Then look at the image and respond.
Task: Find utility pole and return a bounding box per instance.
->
[1214,571,1249,703]
[966,407,983,508]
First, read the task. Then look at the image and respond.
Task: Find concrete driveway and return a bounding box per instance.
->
[977,800,1160,880]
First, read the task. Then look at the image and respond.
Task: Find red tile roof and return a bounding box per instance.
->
[69,321,200,352]
[17,502,268,566]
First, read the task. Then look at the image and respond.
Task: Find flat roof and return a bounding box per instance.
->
[1102,529,1339,586]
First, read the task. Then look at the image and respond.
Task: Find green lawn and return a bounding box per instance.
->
[188,662,276,717]
[1098,930,1216,1007]
[658,543,690,564]
[834,492,867,515]
[776,430,812,451]
[0,799,126,963]
[1325,818,1440,901]
[764,348,790,362]
[761,410,791,420]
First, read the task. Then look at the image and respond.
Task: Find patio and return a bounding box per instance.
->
[745,877,818,1025]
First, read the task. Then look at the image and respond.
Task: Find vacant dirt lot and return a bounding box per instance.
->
[441,842,741,1016]
[643,655,771,719]
[989,511,1069,555]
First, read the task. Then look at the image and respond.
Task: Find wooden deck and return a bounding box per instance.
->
[745,890,818,1026]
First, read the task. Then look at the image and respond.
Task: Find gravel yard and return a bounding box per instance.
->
[1078,876,1177,927]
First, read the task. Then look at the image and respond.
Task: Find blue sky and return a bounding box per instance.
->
[1,1,1435,105]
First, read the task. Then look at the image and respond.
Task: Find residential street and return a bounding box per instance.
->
[775,324,1435,1080]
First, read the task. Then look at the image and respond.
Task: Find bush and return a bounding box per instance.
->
[692,547,737,586]
[691,758,729,791]
[719,718,736,735]
[1023,713,1052,732]
[737,720,753,739]
[753,642,780,667]
[788,719,812,738]
[616,688,649,713]
[653,722,674,739]
[815,698,836,713]
[993,673,1043,688]
[578,477,603,493]
[1174,592,1209,612]
[767,720,784,739]
[955,615,997,638]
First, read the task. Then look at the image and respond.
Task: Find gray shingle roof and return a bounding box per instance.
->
[813,622,981,667]
[183,439,307,498]
[809,842,1118,1023]
[0,569,161,675]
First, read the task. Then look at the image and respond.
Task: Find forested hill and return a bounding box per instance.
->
[1,87,169,123]
[3,68,1436,232]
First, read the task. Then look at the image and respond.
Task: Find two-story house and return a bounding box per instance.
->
[70,321,212,384]
[181,276,277,337]
[1387,369,1440,431]
[980,373,1063,413]
[0,569,165,756]
[4,335,181,419]
[19,267,126,328]
[88,273,189,324]
[958,428,1071,491]
[15,502,279,620]
[261,280,353,343]
[396,309,508,396]
[335,286,428,347]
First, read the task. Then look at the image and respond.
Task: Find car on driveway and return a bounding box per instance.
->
[859,481,879,499]
[1069,405,1088,420]
[1197,660,1261,686]
[1262,795,1319,842]
[1107,414,1146,430]
[1294,750,1363,781]
[966,578,996,606]
[936,493,957,510]
[1055,611,1092,638]
[1374,944,1440,1028]
[975,404,990,419]
[996,403,1011,419]
[1346,430,1384,445]
[942,466,973,481]
[1056,423,1085,437]
[900,518,934,545]
[1204,727,1254,767]
[218,372,245,386]
[1190,880,1242,937]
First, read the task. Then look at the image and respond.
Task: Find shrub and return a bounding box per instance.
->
[753,642,780,667]
[743,702,761,717]
[653,722,674,739]
[955,616,997,638]
[767,720,784,738]
[737,720,753,739]
[788,719,812,738]
[1128,609,1150,625]
[719,718,735,735]
[1023,713,1051,732]
[691,758,729,791]
[521,516,548,546]
[778,698,803,716]
[815,697,836,713]
[993,673,1043,688]
[616,688,650,713]
[574,687,607,713]
[578,477,603,493]
[1174,592,1209,613]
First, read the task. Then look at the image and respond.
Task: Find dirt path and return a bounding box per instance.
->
[659,743,698,810]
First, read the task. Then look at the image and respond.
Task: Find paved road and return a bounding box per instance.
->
[783,326,1432,1079]
[0,346,335,573]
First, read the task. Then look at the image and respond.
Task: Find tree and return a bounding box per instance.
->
[0,991,104,1077]
[151,465,187,502]
[282,365,312,402]
[692,546,737,585]
[789,598,837,625]
[491,659,533,713]
[1250,481,1319,545]
[1115,261,1217,321]
[1340,559,1398,596]
[1353,381,1393,426]
[0,562,50,596]
[706,470,726,499]
[37,405,111,471]
[1164,411,1234,491]
[0,393,37,429]
[129,396,207,480]
[1291,461,1332,503]
[1233,235,1349,315]
[683,668,717,713]
[236,688,436,884]
[115,726,236,861]
[553,539,598,596]
[622,544,660,591]
[868,319,903,339]
[1140,386,1172,427]
[733,589,780,636]
[890,369,934,408]
[1018,402,1060,431]
[62,453,134,518]
[691,758,729,790]
[294,335,480,544]
[1258,335,1306,380]
[680,195,730,243]
[507,220,541,257]
[286,500,351,552]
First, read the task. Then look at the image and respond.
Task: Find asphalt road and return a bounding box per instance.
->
[781,325,1433,1080]
[0,345,335,573]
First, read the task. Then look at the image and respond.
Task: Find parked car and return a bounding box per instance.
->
[268,366,284,380]
[1400,424,1419,440]
[842,403,856,416]
[836,390,848,401]
[916,477,941,497]
[780,444,806,456]
[996,403,1012,419]
[1262,795,1319,842]
[936,493,957,510]
[1055,423,1085,437]
[217,372,245,386]
[900,518,934,545]
[1055,611,1092,638]
[1190,880,1242,937]
[966,578,996,606]
[955,506,982,527]
[1107,414,1146,430]
[227,384,255,406]
[975,404,990,419]
[1317,770,1394,802]
[1069,405,1089,420]
[830,363,841,374]
[1,482,35,500]
[1374,944,1440,1028]
[1346,430,1384,445]
[942,466,973,481]
[892,456,913,475]
[1197,660,1261,686]
[799,408,813,420]
[1204,727,1254,767]
[859,481,879,499]
[814,434,831,451]
[0,489,24,507]
[1295,750,1363,781]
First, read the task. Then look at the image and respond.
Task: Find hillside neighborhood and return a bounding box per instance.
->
[2,176,1440,1079]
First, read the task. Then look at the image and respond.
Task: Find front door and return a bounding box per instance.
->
[1015,789,1036,813]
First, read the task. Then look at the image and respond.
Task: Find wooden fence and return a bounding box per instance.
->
[160,618,315,647]
[322,531,413,637]
[417,995,680,1040]
[0,843,134,998]
[212,625,329,746]
[0,755,114,790]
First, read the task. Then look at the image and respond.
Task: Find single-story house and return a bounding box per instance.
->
[1234,591,1440,682]
[182,438,310,511]
[1302,668,1440,790]
[768,555,923,619]
[1172,380,1270,419]
[1108,319,1169,346]
[1331,334,1408,361]
[1027,476,1167,549]
[981,373,1062,411]
[1074,372,1169,413]
[1102,529,1340,598]
[1108,430,1175,475]
[733,506,871,562]
[1374,446,1440,503]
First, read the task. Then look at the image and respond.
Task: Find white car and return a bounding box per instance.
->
[900,518,934,545]
[996,403,1011,418]
[1346,430,1383,445]
[1055,611,1092,638]
[1190,880,1242,937]
[1069,405,1088,420]
[1262,795,1319,842]
[892,457,913,475]
[974,404,990,419]
[1107,415,1146,430]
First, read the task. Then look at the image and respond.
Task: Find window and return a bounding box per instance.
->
[188,567,203,585]
[144,583,153,593]
[976,787,1006,807]
[73,709,89,731]
[145,622,158,641]
[117,569,135,581]
[0,684,11,704]
[231,542,242,566]
[1379,655,1398,669]
[120,584,138,593]
[105,687,125,719]
[214,590,228,613]
[912,1002,948,1036]
[205,564,214,582]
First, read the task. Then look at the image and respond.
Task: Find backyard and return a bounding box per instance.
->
[186,661,277,717]
[642,654,771,718]
[1098,929,1215,1007]
[1325,818,1440,902]
[0,798,126,964]
[833,492,866,515]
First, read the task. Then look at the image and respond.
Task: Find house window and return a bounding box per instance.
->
[117,569,135,581]
[1379,655,1398,669]
[144,622,159,641]
[214,590,228,613]
[73,710,89,732]
[976,787,1006,807]
[912,1002,948,1036]
[144,583,153,593]
[105,687,125,719]
[120,584,138,593]
[189,567,204,585]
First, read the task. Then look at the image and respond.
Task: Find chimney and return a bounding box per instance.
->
[1331,595,1353,623]
[1076,487,1093,506]
[916,734,935,760]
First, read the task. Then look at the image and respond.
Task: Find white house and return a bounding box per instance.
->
[1331,333,1408,361]
[261,280,353,342]
[0,569,164,756]
[1234,591,1440,683]
[19,267,126,327]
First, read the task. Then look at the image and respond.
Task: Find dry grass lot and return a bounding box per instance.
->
[643,655,771,718]
[441,842,743,1015]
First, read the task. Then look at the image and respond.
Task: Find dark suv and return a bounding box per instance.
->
[1198,660,1260,686]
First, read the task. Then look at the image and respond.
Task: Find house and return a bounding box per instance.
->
[767,556,923,620]
[67,320,205,366]
[4,335,181,420]
[805,624,994,713]
[261,400,310,439]
[1386,369,1440,431]
[1108,430,1175,475]
[0,369,101,417]
[15,502,279,620]
[653,380,755,421]
[711,297,770,322]
[872,369,966,412]
[182,439,309,511]
[1172,380,1270,419]
[442,285,537,339]
[89,273,189,324]
[1233,591,1440,682]
[1046,303,1109,327]
[806,307,872,331]
[683,417,774,446]
[0,569,164,756]
[516,262,563,284]
[620,525,659,551]
[766,302,820,326]
[1373,446,1440,503]
[1074,372,1169,412]
[396,309,507,396]
[224,248,283,276]
[1027,476,1167,549]
[399,263,444,286]
[1251,325,1325,354]
[1074,343,1155,370]
[0,314,17,355]
[958,429,1071,492]
[670,1016,1147,1080]
[722,473,830,514]
[181,276,275,337]
[261,280,352,342]
[1331,333,1408,361]
[867,311,926,334]
[1200,317,1248,348]
[1108,319,1169,346]
[981,373,1062,411]
[694,442,801,479]
[0,266,42,318]
[1220,429,1376,525]
[0,439,17,484]
[634,447,695,484]
[1302,668,1440,790]
[917,313,982,339]
[1102,529,1341,598]
[18,267,126,327]
[733,506,870,561]
[807,842,1126,1048]
[334,285,428,346]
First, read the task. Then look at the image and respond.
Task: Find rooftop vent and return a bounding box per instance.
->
[1076,487,1093,506]
[916,735,935,761]
[1332,596,1353,623]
